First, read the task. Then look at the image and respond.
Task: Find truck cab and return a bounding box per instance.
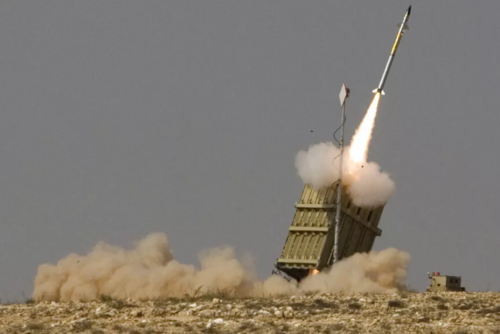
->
[426,272,465,292]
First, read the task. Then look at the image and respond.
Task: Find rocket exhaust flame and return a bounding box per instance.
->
[309,268,320,276]
[349,93,381,164]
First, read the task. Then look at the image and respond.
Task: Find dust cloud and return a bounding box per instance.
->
[299,248,410,294]
[33,233,295,302]
[33,233,409,302]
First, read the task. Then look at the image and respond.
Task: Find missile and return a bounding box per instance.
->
[372,5,411,95]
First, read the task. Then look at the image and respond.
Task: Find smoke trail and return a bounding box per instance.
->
[349,93,381,164]
[33,233,409,301]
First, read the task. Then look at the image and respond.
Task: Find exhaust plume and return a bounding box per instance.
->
[295,142,394,207]
[295,92,394,207]
[343,161,395,207]
[349,92,381,164]
[33,233,409,302]
[294,142,349,189]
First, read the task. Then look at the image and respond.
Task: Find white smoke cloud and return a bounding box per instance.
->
[295,142,345,189]
[344,161,395,207]
[295,142,394,207]
[33,233,409,302]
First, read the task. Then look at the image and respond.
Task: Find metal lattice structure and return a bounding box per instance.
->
[275,181,385,282]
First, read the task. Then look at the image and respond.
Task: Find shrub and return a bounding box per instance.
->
[388,300,405,308]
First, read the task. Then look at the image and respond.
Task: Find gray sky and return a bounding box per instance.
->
[0,0,499,301]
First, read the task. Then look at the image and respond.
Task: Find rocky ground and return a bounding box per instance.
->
[1,292,500,333]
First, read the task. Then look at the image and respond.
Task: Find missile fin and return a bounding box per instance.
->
[372,89,386,95]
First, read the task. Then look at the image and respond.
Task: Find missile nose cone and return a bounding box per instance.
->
[407,5,411,15]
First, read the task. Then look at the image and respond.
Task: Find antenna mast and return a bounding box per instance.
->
[334,83,349,264]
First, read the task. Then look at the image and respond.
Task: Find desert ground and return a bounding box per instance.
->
[1,292,500,333]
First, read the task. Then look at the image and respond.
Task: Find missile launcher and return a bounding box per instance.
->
[274,181,385,282]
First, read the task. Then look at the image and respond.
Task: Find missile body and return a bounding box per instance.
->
[372,6,411,95]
